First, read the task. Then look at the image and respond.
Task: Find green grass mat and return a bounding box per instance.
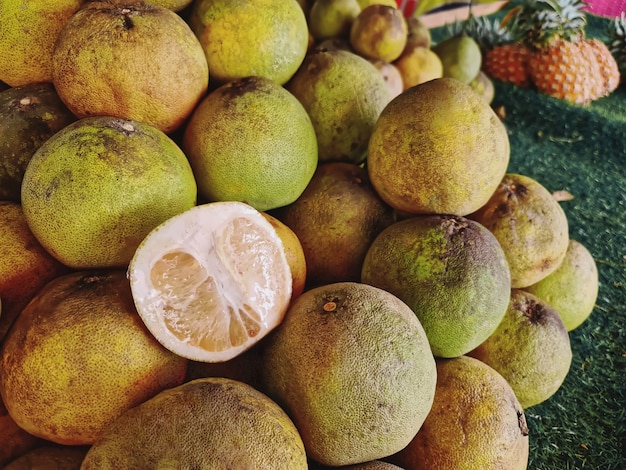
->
[432,12,626,470]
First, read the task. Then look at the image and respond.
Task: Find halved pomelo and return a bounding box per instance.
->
[128,201,292,362]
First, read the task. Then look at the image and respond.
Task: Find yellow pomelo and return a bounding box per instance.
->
[261,282,437,466]
[390,356,529,469]
[393,45,444,89]
[469,173,570,288]
[0,0,83,87]
[190,0,309,85]
[182,76,318,211]
[469,289,573,408]
[0,270,188,445]
[0,202,69,342]
[361,215,511,358]
[0,83,76,202]
[81,377,308,469]
[308,0,362,40]
[3,445,88,470]
[52,0,208,134]
[350,4,408,63]
[21,116,197,269]
[128,201,293,363]
[525,239,599,331]
[286,49,391,164]
[367,77,510,216]
[433,35,483,84]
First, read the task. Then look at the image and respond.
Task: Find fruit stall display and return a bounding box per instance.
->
[0,0,625,469]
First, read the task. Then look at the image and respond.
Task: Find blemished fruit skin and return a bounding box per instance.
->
[389,356,529,470]
[469,173,570,288]
[0,83,76,203]
[0,270,188,446]
[525,239,599,331]
[52,0,209,134]
[361,215,511,358]
[261,282,437,467]
[190,0,309,85]
[20,116,197,269]
[80,377,308,469]
[287,49,391,165]
[469,289,573,409]
[275,162,395,287]
[367,77,510,216]
[183,76,318,211]
[349,4,408,63]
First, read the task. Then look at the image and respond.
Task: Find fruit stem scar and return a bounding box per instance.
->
[323,301,337,312]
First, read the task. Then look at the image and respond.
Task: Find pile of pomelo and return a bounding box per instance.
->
[0,0,599,468]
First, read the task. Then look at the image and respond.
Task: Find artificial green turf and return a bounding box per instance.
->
[431,11,626,470]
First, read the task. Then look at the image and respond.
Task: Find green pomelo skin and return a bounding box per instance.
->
[21,116,197,269]
[468,289,573,409]
[433,35,482,84]
[0,83,76,202]
[287,49,391,165]
[361,215,511,358]
[261,282,437,467]
[525,239,599,331]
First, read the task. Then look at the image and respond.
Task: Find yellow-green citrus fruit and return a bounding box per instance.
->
[274,162,395,286]
[0,270,188,445]
[356,0,398,8]
[469,289,573,409]
[393,45,444,89]
[469,173,570,288]
[146,0,193,11]
[361,215,511,358]
[0,83,76,202]
[433,35,483,84]
[190,0,309,85]
[0,0,83,87]
[367,77,510,216]
[308,0,362,40]
[21,116,197,269]
[390,356,529,469]
[349,4,408,63]
[2,445,89,470]
[80,377,308,469]
[287,49,391,164]
[183,76,318,211]
[0,202,70,342]
[525,239,599,331]
[261,282,437,466]
[52,1,208,134]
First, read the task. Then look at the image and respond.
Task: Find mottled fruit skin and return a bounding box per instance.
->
[81,378,308,469]
[367,77,510,216]
[469,173,570,288]
[0,83,76,203]
[361,215,511,358]
[0,271,188,445]
[469,289,573,409]
[275,162,395,287]
[390,356,529,470]
[262,282,437,466]
[287,49,391,164]
[349,4,408,63]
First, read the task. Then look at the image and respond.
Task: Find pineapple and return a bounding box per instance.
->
[515,0,619,104]
[608,12,626,83]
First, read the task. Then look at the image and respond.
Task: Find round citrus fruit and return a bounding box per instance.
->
[349,4,408,63]
[20,116,197,269]
[286,49,391,164]
[261,282,437,466]
[525,239,599,331]
[469,289,573,409]
[361,214,511,358]
[0,202,69,342]
[182,76,318,211]
[0,83,76,202]
[52,0,208,133]
[275,162,395,286]
[80,377,308,469]
[0,0,83,87]
[390,356,529,469]
[367,77,510,216]
[469,173,570,288]
[432,35,483,84]
[128,201,293,363]
[308,0,362,40]
[0,270,188,445]
[189,0,309,85]
[394,45,444,89]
